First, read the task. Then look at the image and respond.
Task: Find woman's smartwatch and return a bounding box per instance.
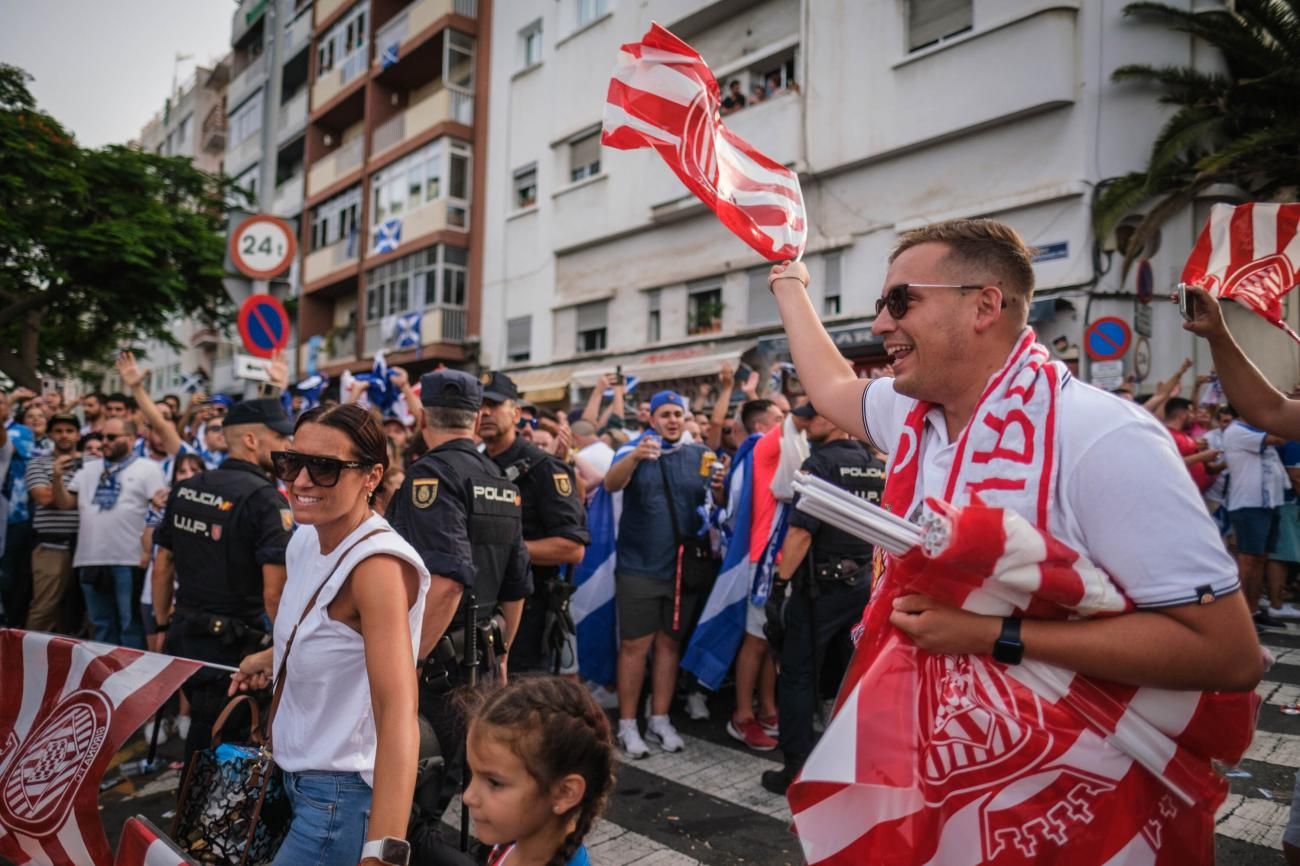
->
[992,616,1024,665]
[361,838,411,866]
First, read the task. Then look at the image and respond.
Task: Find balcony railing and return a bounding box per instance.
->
[278,88,308,143]
[201,107,227,153]
[307,135,363,195]
[283,7,313,58]
[303,237,358,284]
[232,0,269,46]
[375,0,476,68]
[227,52,268,114]
[367,197,467,255]
[312,46,369,109]
[364,305,467,352]
[273,171,305,217]
[224,130,262,177]
[370,86,470,157]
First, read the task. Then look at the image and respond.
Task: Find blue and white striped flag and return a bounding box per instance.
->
[572,486,619,687]
[682,432,759,690]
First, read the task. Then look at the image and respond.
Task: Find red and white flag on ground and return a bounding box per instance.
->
[0,630,200,866]
[114,817,195,866]
[1182,202,1300,343]
[602,23,807,261]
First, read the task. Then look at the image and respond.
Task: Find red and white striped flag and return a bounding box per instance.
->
[114,817,195,866]
[1182,202,1300,343]
[0,630,200,866]
[602,23,807,261]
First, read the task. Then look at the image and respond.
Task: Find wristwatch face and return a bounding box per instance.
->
[382,838,411,865]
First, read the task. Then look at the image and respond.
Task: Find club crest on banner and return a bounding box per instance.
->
[0,689,110,835]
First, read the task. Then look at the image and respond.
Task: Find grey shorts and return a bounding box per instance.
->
[616,572,701,642]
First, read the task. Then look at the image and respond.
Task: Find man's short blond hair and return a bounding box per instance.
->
[891,218,1036,304]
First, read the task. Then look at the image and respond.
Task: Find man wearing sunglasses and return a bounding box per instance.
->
[768,218,1261,858]
[150,397,295,763]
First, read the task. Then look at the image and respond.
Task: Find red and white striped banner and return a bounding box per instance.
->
[0,630,200,866]
[114,817,195,866]
[1182,202,1300,343]
[602,23,807,261]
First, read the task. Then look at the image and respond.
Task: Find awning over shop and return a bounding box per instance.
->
[570,338,755,389]
[503,364,579,401]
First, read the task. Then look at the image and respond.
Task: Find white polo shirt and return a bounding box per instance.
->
[861,376,1239,609]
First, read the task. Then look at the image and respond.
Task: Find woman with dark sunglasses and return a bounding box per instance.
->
[230,404,429,866]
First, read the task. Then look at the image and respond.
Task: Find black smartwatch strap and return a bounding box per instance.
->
[993,616,1024,665]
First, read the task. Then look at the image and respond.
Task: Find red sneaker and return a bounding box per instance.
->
[726,714,777,751]
[758,712,779,739]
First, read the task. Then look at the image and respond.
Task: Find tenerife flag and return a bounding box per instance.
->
[682,433,759,690]
[394,311,421,349]
[375,218,402,253]
[381,42,400,69]
[572,486,619,687]
[367,351,400,413]
[603,375,639,398]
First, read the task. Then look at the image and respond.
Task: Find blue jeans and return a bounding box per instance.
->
[79,566,144,649]
[272,770,372,866]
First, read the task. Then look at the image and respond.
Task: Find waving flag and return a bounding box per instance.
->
[375,218,402,254]
[0,630,200,866]
[682,433,759,689]
[114,816,195,866]
[602,23,806,261]
[393,311,421,350]
[1182,202,1300,343]
[572,487,620,687]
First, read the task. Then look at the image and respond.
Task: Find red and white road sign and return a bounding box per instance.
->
[229,214,296,280]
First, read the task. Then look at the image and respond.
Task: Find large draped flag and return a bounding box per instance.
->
[0,630,200,866]
[602,23,807,261]
[114,816,195,866]
[572,485,619,687]
[1182,202,1300,343]
[682,433,759,689]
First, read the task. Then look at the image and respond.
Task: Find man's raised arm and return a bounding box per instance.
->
[769,261,870,442]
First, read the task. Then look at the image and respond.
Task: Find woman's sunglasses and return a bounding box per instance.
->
[874,283,987,319]
[271,451,372,487]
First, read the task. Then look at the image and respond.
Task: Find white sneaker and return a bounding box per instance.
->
[587,684,619,711]
[1270,604,1300,620]
[645,715,685,753]
[684,691,710,721]
[618,722,650,759]
[141,717,168,746]
[175,715,191,741]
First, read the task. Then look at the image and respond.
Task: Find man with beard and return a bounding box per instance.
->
[604,390,711,758]
[477,372,587,675]
[150,398,294,763]
[25,413,83,632]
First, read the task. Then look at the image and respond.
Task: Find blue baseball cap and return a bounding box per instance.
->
[649,390,686,415]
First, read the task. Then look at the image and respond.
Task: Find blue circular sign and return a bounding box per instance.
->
[237,294,290,359]
[1084,317,1131,362]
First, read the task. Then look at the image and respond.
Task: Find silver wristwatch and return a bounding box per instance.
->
[361,838,411,866]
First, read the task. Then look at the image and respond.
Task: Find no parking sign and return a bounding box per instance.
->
[1084,317,1131,362]
[237,294,290,359]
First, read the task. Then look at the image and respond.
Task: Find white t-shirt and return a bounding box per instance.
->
[272,513,430,786]
[68,457,166,568]
[577,440,615,477]
[1204,427,1228,505]
[1222,421,1287,511]
[861,377,1239,609]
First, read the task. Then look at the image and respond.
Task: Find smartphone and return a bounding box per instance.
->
[615,365,624,387]
[1177,284,1199,322]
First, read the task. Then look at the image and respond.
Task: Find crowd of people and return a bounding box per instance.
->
[0,216,1295,864]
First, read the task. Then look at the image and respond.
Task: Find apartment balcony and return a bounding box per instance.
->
[232,0,269,47]
[278,88,309,144]
[303,237,358,285]
[370,87,471,159]
[227,53,268,116]
[201,106,227,153]
[273,171,305,217]
[367,197,466,255]
[364,305,466,352]
[225,131,262,178]
[312,47,368,110]
[374,0,476,67]
[283,6,313,60]
[314,0,351,27]
[307,135,363,196]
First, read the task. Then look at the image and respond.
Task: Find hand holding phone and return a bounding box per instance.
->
[1177,283,1200,323]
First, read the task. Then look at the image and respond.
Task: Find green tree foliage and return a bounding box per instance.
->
[0,64,243,388]
[1093,0,1300,270]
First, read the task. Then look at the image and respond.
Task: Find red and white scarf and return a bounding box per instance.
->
[788,331,1257,865]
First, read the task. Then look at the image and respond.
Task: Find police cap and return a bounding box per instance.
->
[225,397,294,434]
[420,370,482,411]
[481,371,520,404]
[791,402,817,419]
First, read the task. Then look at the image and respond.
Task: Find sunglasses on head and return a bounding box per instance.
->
[271,450,372,487]
[874,283,992,320]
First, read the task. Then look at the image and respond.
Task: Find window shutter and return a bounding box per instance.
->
[908,0,972,50]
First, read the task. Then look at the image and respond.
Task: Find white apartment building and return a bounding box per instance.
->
[480,0,1299,407]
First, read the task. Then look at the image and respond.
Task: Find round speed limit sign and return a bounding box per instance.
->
[229,214,297,280]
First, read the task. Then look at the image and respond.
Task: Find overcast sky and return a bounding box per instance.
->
[1,1,236,148]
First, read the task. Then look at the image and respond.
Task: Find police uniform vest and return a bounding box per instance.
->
[806,440,886,565]
[424,442,522,620]
[169,459,282,621]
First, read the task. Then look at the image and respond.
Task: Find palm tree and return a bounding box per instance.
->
[1093,0,1300,269]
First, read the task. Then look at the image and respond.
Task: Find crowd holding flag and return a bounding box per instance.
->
[571,486,619,689]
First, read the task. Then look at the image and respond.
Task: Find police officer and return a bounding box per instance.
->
[477,372,588,675]
[761,402,883,794]
[152,398,294,764]
[386,370,530,850]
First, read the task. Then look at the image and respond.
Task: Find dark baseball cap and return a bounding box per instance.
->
[791,402,817,419]
[420,370,483,411]
[225,397,294,435]
[481,371,520,404]
[48,412,80,430]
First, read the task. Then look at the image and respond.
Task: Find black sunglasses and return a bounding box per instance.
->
[271,450,372,488]
[874,283,988,319]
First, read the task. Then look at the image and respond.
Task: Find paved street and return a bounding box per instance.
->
[57,633,1300,866]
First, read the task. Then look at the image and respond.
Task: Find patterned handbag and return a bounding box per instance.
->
[173,528,390,865]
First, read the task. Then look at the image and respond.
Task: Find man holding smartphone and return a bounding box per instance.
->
[25,413,81,633]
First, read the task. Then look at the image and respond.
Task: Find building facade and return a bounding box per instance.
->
[478,0,1300,407]
[294,0,488,381]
